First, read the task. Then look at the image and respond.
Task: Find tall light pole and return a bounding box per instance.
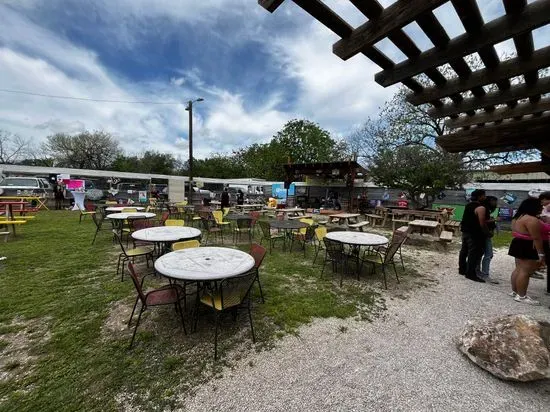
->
[185,97,204,201]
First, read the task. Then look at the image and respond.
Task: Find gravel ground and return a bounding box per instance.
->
[181,248,550,411]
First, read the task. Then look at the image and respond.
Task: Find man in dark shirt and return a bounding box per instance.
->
[220,188,230,209]
[458,189,488,282]
[477,196,499,283]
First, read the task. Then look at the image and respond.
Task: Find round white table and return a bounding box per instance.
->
[325,231,388,246]
[105,206,145,212]
[105,212,156,220]
[132,226,201,243]
[154,247,255,281]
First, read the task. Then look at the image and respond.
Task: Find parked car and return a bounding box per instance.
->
[0,176,54,199]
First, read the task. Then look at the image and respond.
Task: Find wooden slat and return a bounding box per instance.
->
[288,0,427,95]
[436,114,550,152]
[333,0,448,60]
[416,11,486,104]
[407,45,550,105]
[375,0,550,87]
[445,98,550,128]
[503,0,539,103]
[258,0,285,12]
[450,0,510,110]
[349,0,461,103]
[489,162,550,175]
[428,77,550,118]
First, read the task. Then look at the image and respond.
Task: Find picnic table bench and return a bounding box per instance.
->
[348,221,369,231]
[365,207,389,227]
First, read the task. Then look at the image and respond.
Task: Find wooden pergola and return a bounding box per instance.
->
[259,0,550,174]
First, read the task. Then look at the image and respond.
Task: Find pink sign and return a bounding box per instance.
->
[66,179,85,190]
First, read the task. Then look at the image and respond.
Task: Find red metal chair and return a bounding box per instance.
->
[249,243,267,303]
[127,263,187,348]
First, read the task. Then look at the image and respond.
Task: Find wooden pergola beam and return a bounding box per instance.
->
[407,45,550,106]
[375,0,550,87]
[333,0,447,61]
[489,162,550,175]
[445,99,550,129]
[428,76,550,118]
[258,0,285,12]
[436,114,550,152]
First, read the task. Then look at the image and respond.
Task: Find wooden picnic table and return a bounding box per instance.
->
[234,204,265,211]
[329,213,360,225]
[277,208,306,219]
[0,195,49,210]
[408,219,440,236]
[0,201,29,236]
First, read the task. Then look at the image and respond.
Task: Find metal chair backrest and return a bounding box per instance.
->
[165,219,184,226]
[215,271,256,310]
[212,210,224,224]
[91,212,103,229]
[127,262,147,305]
[172,240,200,250]
[384,231,408,264]
[249,243,267,269]
[298,218,314,234]
[112,230,129,256]
[130,218,153,231]
[249,211,260,222]
[258,220,271,238]
[324,238,344,260]
[315,226,327,243]
[304,224,317,242]
[222,207,230,216]
[160,211,170,225]
[237,218,252,230]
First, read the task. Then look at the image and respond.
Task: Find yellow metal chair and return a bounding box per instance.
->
[172,240,200,251]
[313,226,327,265]
[165,219,185,226]
[212,210,231,232]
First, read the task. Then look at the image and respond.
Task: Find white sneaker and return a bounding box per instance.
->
[514,295,541,305]
[508,291,517,297]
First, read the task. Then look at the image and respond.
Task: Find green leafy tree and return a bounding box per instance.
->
[188,154,245,179]
[370,145,468,208]
[43,130,121,169]
[272,119,340,164]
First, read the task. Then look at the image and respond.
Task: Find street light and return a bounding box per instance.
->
[185,98,204,201]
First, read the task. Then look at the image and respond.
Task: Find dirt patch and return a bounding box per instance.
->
[0,316,51,384]
[101,299,135,340]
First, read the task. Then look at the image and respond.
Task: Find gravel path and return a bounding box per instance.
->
[182,248,550,411]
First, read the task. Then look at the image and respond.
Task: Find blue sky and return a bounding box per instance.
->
[0,0,547,160]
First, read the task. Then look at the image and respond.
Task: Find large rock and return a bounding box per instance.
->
[457,314,550,381]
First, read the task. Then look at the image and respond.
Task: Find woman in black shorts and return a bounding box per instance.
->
[509,197,545,305]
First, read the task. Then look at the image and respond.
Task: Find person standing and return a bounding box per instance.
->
[508,197,545,305]
[54,186,65,210]
[236,189,244,206]
[458,189,488,282]
[477,196,499,283]
[220,187,230,209]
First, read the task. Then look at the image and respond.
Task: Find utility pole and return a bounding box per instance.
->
[185,98,204,203]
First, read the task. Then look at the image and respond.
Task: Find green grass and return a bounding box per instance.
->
[0,211,409,411]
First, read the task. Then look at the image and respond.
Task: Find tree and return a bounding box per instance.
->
[272,119,342,164]
[369,145,468,208]
[188,154,245,179]
[0,130,32,164]
[43,130,121,169]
